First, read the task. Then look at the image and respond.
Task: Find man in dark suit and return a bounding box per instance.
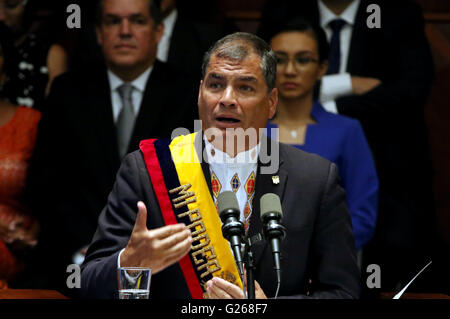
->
[259,0,436,293]
[80,32,360,299]
[25,0,197,290]
[156,0,226,78]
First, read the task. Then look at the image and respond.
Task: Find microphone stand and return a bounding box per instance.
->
[244,236,256,299]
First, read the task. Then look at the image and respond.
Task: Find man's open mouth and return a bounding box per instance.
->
[216,117,240,123]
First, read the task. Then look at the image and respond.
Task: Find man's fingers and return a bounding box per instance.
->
[149,223,186,239]
[161,237,192,268]
[158,228,191,250]
[210,277,243,299]
[133,201,148,232]
[163,235,192,261]
[254,280,268,299]
[207,284,223,299]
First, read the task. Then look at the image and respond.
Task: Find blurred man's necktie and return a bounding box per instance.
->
[327,19,346,74]
[117,83,135,159]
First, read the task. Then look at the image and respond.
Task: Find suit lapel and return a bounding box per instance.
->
[128,60,168,152]
[167,17,187,69]
[346,0,367,74]
[196,132,214,199]
[89,68,121,173]
[248,137,287,267]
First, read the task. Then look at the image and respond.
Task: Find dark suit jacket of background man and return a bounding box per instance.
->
[80,135,360,299]
[164,14,226,78]
[26,60,198,290]
[258,0,436,291]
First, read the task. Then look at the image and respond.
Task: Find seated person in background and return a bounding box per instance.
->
[0,0,68,108]
[259,0,435,292]
[26,0,197,292]
[80,32,360,299]
[155,0,225,78]
[266,19,378,251]
[0,22,41,289]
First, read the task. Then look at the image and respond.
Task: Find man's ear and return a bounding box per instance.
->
[155,22,165,44]
[96,27,103,47]
[268,87,278,119]
[197,80,203,102]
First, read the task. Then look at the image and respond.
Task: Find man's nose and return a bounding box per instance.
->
[219,86,237,108]
[119,19,132,36]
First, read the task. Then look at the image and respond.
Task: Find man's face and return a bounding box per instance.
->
[96,0,163,75]
[0,0,26,34]
[198,52,278,150]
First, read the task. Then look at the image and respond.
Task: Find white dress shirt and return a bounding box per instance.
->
[204,136,259,225]
[318,0,361,113]
[108,66,153,123]
[156,9,178,63]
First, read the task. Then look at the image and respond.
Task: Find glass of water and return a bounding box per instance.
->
[118,267,151,299]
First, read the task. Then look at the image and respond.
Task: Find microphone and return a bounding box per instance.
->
[217,191,245,278]
[260,193,286,296]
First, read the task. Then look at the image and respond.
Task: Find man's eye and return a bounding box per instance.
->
[104,17,121,25]
[239,85,254,92]
[130,17,148,25]
[208,82,222,89]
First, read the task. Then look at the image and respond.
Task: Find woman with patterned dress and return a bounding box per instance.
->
[0,21,41,289]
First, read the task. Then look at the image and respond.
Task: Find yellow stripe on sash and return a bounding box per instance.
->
[169,133,243,290]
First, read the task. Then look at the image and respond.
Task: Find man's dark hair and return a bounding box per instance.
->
[201,32,277,93]
[267,18,330,64]
[95,0,163,26]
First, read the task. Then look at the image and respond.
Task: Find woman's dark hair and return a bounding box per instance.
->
[267,17,330,64]
[0,22,20,101]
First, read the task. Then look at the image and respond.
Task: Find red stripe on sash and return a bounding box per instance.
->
[139,139,204,299]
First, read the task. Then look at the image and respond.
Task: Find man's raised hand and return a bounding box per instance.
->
[120,201,192,274]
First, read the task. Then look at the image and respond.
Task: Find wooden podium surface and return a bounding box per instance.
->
[0,290,69,299]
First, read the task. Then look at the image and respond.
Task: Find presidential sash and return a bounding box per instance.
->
[139,133,243,299]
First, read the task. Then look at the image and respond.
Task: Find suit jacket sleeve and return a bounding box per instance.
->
[341,120,379,250]
[80,151,151,299]
[291,162,360,299]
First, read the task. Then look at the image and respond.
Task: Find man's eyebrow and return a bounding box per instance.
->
[237,76,257,82]
[129,13,147,19]
[104,13,120,19]
[207,73,224,80]
[103,13,146,19]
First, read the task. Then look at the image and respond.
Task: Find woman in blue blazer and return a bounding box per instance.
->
[266,19,378,251]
